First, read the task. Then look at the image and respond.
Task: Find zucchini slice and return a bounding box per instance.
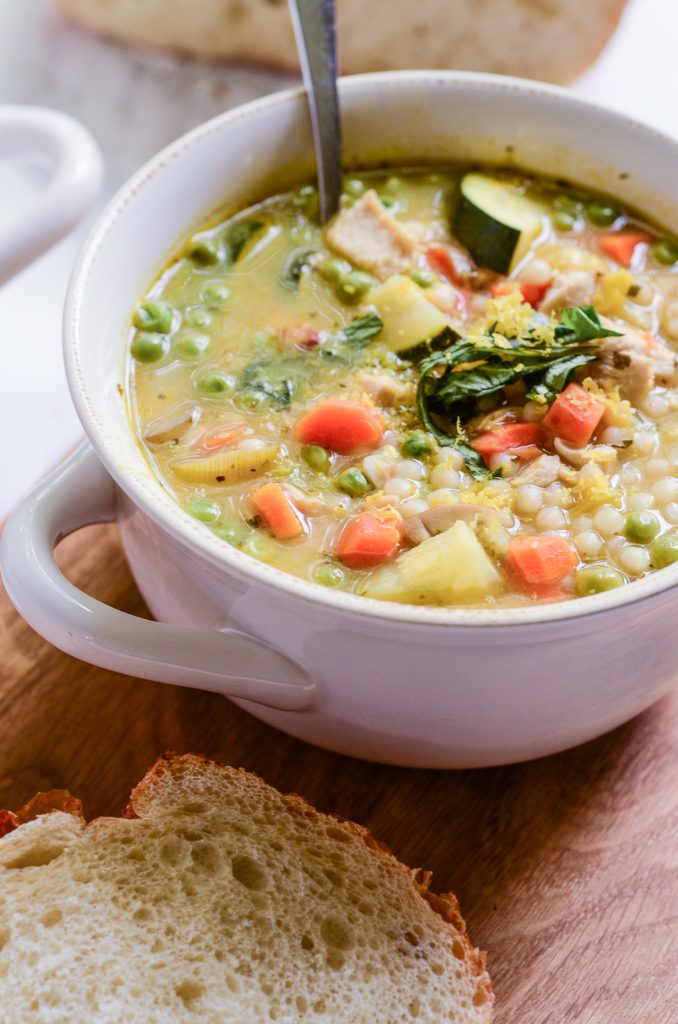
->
[452,173,543,274]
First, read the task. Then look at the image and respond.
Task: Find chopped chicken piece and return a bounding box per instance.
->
[593,319,678,402]
[284,484,326,516]
[357,373,413,408]
[513,453,563,487]
[326,190,417,279]
[539,269,598,314]
[401,504,500,545]
[553,437,618,471]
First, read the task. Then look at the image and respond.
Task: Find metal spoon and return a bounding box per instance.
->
[288,0,342,222]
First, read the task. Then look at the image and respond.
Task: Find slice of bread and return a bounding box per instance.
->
[0,753,493,1023]
[61,0,627,84]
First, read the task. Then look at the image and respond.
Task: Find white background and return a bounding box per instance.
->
[0,0,675,518]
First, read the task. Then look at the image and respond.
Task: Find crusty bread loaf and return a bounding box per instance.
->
[61,0,627,84]
[0,753,492,1023]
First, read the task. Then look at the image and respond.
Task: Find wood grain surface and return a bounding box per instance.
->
[0,522,676,1023]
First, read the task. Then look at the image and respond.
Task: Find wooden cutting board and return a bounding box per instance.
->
[0,522,676,1022]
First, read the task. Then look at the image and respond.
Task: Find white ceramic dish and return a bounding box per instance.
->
[0,106,102,284]
[3,72,678,768]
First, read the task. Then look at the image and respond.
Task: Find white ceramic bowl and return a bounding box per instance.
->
[3,72,678,768]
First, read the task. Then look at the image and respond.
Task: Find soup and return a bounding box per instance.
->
[127,167,678,607]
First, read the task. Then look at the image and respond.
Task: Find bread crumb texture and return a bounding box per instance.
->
[0,754,492,1023]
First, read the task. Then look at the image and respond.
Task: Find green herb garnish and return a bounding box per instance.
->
[239,356,308,406]
[416,305,620,478]
[281,247,316,289]
[338,311,383,347]
[238,313,384,405]
[224,219,264,264]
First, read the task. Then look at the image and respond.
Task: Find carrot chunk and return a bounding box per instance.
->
[426,243,469,285]
[296,398,383,455]
[472,422,542,462]
[251,482,304,540]
[519,281,551,307]
[489,280,551,306]
[489,280,515,298]
[202,425,247,452]
[599,231,651,267]
[542,382,605,445]
[336,512,401,569]
[508,535,578,586]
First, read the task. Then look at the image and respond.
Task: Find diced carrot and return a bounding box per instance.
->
[489,279,551,306]
[489,280,515,298]
[251,482,305,540]
[472,422,542,463]
[519,280,551,307]
[202,425,247,452]
[507,535,578,586]
[599,231,651,267]
[542,382,605,445]
[296,398,383,455]
[426,243,472,286]
[336,512,401,569]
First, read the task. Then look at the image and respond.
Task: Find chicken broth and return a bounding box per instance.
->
[127,167,678,607]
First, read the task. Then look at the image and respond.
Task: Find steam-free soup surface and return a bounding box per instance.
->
[128,168,678,607]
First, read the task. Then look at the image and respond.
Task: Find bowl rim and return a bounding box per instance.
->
[64,69,678,629]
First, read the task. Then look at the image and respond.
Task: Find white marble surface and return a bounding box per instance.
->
[0,0,675,517]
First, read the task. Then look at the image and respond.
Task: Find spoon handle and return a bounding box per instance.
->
[288,0,342,222]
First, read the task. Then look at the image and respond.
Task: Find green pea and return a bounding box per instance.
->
[401,431,435,458]
[552,210,576,232]
[318,256,352,282]
[133,299,174,333]
[185,306,212,328]
[344,178,365,197]
[335,270,374,305]
[553,194,582,215]
[240,533,276,562]
[586,200,620,226]
[382,175,401,194]
[213,521,245,545]
[410,268,434,288]
[250,328,278,350]
[187,236,223,265]
[378,195,397,209]
[185,497,221,523]
[130,331,166,363]
[649,533,678,568]
[235,389,269,412]
[291,184,318,218]
[302,444,332,473]
[197,370,235,396]
[202,281,230,307]
[652,239,678,266]
[574,564,625,596]
[337,467,372,497]
[312,562,348,588]
[624,510,660,544]
[175,330,210,360]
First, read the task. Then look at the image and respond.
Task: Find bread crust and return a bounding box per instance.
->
[0,789,84,837]
[60,0,628,85]
[1,752,493,1019]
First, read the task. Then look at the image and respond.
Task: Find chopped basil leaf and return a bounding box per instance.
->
[338,311,383,347]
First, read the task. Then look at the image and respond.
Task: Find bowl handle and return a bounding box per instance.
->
[0,106,103,284]
[0,445,316,712]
